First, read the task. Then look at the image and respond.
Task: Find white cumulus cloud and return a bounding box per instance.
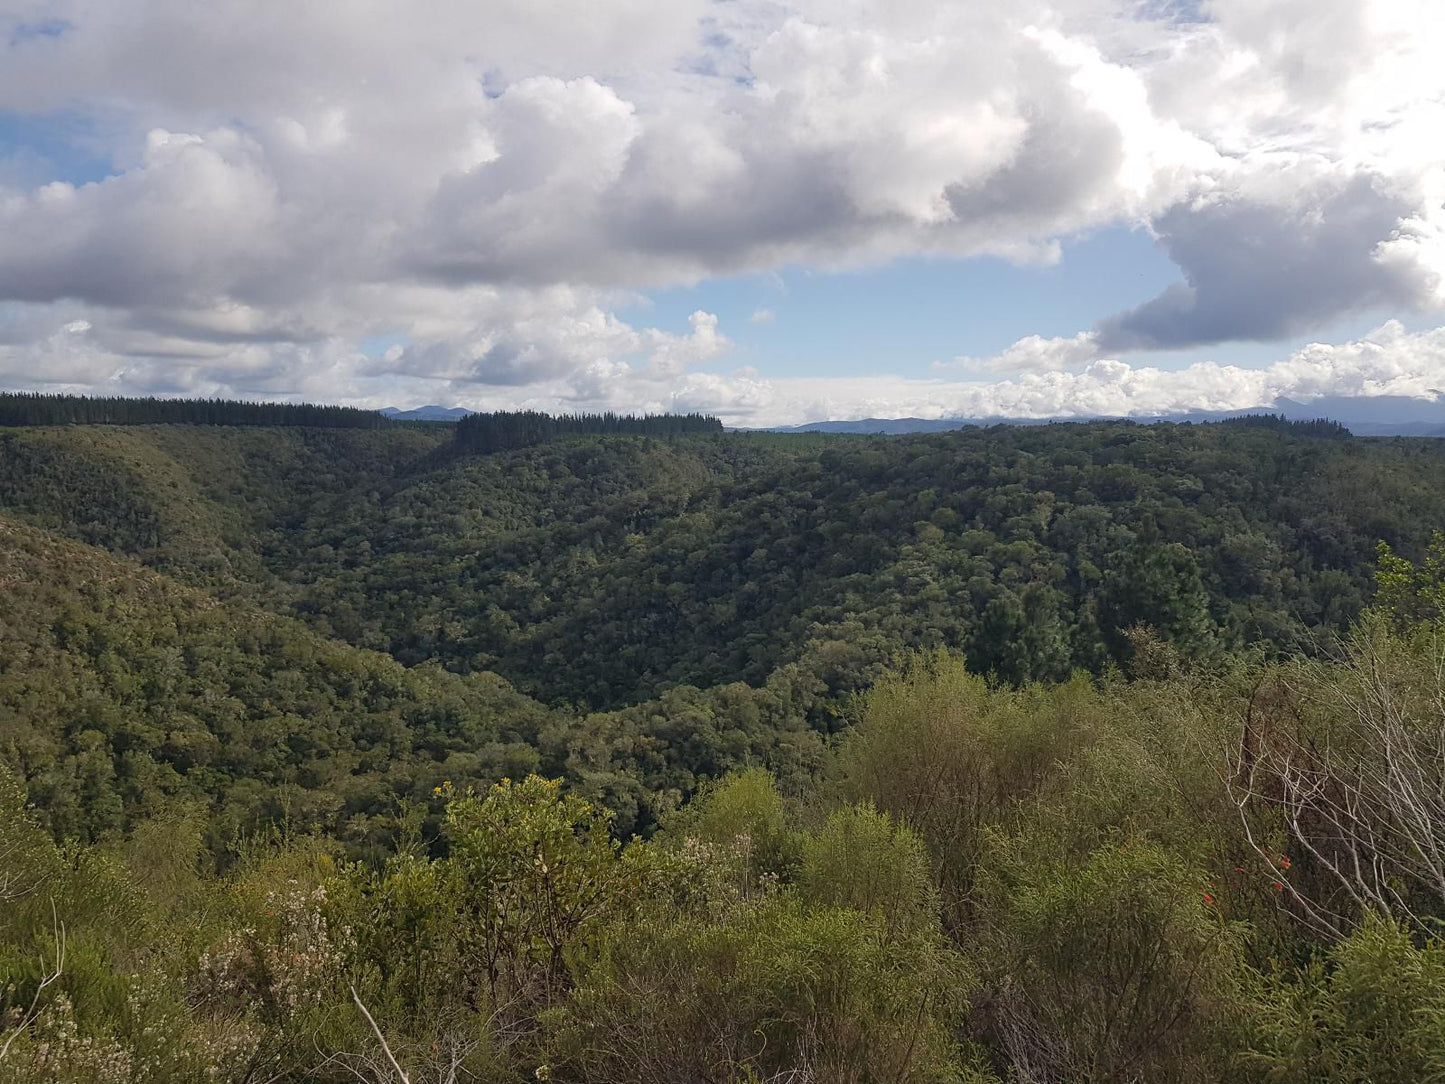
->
[0,0,1440,409]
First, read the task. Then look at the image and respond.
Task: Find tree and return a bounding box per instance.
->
[444,776,622,1008]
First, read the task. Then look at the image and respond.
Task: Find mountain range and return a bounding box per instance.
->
[765,395,1445,437]
[381,395,1445,436]
[379,404,475,421]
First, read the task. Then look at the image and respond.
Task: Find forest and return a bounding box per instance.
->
[453,410,723,453]
[3,412,1445,1082]
[0,392,393,429]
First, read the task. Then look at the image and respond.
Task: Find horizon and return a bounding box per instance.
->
[6,387,1442,436]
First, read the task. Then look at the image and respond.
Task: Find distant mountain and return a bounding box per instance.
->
[1271,396,1445,436]
[377,397,1445,435]
[765,418,941,435]
[763,395,1445,438]
[381,404,474,422]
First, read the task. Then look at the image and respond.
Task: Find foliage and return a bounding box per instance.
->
[972,836,1244,1084]
[443,776,621,1008]
[798,802,938,936]
[1374,530,1445,629]
[834,654,1100,929]
[454,409,721,453]
[8,419,1445,718]
[656,766,798,892]
[0,514,824,845]
[1225,616,1445,938]
[553,898,970,1084]
[1239,916,1445,1083]
[3,418,1445,1081]
[0,391,389,428]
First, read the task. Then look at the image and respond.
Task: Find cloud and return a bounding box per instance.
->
[9,305,1444,429]
[0,0,1440,404]
[951,331,1101,374]
[748,308,775,325]
[1093,170,1430,351]
[654,320,1445,426]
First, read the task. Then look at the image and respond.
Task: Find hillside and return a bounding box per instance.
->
[0,424,450,588]
[0,513,559,849]
[0,415,1438,804]
[9,418,1444,709]
[0,506,831,843]
[279,418,1445,707]
[4,417,1445,1083]
[6,416,1445,840]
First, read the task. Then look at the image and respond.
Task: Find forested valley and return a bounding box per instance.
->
[4,410,1445,1082]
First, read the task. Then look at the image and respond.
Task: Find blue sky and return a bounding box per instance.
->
[0,1,1442,424]
[619,226,1422,383]
[620,226,1179,377]
[0,108,115,188]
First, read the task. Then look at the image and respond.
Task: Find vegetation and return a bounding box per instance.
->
[0,392,390,429]
[453,410,722,453]
[3,417,1445,1081]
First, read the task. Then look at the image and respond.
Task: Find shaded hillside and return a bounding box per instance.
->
[5,420,1445,713]
[0,512,832,844]
[274,423,1445,707]
[0,424,449,588]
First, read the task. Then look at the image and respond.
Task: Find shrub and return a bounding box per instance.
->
[1238,916,1445,1084]
[972,836,1245,1084]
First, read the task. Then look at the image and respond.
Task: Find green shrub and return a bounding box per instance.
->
[799,802,938,936]
[973,836,1245,1084]
[1238,916,1445,1084]
[552,896,972,1084]
[657,767,799,897]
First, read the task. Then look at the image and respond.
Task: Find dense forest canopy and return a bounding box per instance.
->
[4,418,1444,834]
[0,391,393,428]
[0,395,726,448]
[453,409,723,452]
[3,417,1445,1082]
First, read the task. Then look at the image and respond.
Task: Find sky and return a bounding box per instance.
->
[0,0,1443,426]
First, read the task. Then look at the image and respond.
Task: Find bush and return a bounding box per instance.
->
[972,837,1245,1084]
[799,802,938,936]
[1239,916,1445,1084]
[552,896,972,1084]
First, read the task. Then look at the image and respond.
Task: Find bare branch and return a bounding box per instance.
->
[350,985,410,1084]
[0,898,66,1062]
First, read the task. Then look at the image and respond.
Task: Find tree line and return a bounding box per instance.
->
[0,392,391,428]
[453,409,722,453]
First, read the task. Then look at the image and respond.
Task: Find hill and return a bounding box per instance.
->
[4,416,1445,1083]
[0,503,827,843]
[5,419,1445,714]
[0,513,559,849]
[270,420,1444,706]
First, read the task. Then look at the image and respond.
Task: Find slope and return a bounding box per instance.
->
[0,513,555,852]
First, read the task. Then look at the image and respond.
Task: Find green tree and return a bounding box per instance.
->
[444,776,621,1008]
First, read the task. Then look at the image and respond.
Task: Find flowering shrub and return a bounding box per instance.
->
[194,881,349,1018]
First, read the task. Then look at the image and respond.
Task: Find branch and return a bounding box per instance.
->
[0,898,65,1061]
[350,985,410,1084]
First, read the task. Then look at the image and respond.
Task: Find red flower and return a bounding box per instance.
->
[1273,881,1284,891]
[1203,893,1215,905]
